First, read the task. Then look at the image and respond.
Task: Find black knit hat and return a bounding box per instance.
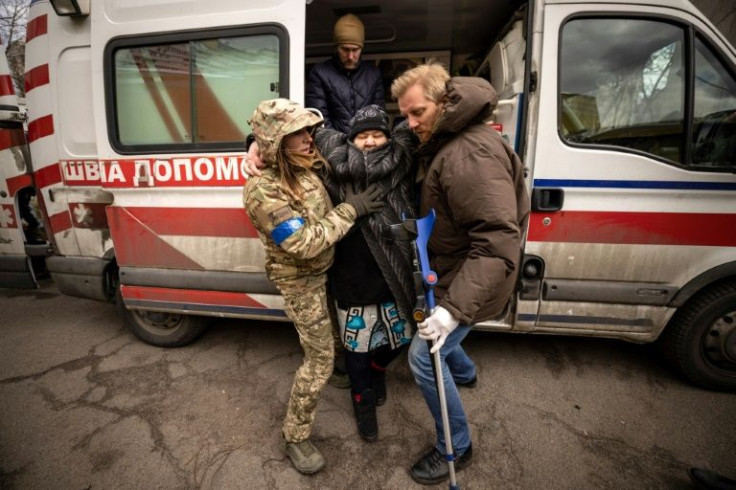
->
[348,105,390,141]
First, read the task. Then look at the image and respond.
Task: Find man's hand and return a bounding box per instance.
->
[417,306,460,353]
[244,142,264,177]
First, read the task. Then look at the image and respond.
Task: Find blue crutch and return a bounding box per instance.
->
[389,209,460,490]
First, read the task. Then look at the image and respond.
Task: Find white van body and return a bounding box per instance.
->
[5,0,735,389]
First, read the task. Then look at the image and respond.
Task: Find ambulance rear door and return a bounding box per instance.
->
[0,47,43,289]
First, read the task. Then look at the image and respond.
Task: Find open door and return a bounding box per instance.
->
[0,45,47,289]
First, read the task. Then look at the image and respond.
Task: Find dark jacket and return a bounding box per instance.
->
[306,55,385,134]
[416,77,530,324]
[315,126,418,325]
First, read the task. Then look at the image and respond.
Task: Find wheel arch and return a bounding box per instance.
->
[669,261,736,308]
[102,248,118,303]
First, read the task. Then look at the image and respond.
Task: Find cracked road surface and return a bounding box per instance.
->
[1,280,735,489]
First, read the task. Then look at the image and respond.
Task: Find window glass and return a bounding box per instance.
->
[115,34,280,147]
[116,43,190,145]
[692,36,736,169]
[560,18,685,163]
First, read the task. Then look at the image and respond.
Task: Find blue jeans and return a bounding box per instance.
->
[408,325,475,455]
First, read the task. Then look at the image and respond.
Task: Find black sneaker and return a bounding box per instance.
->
[371,368,387,406]
[456,375,477,389]
[410,444,473,485]
[688,467,736,490]
[352,389,378,442]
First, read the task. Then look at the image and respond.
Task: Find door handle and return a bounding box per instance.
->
[532,188,564,212]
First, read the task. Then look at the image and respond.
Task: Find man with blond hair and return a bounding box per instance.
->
[306,13,385,133]
[391,62,530,485]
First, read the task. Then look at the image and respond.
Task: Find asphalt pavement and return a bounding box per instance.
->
[1,280,735,489]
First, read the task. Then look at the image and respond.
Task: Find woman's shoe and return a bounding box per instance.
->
[371,364,387,405]
[352,388,378,441]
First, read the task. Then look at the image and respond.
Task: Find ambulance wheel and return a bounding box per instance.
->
[661,281,736,391]
[116,289,210,347]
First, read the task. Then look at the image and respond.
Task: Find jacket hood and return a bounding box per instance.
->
[436,77,498,134]
[248,98,323,163]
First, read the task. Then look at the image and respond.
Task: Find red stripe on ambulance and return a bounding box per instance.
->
[107,206,205,269]
[527,211,736,247]
[24,64,49,93]
[0,127,27,152]
[121,285,269,309]
[33,163,62,189]
[109,206,258,238]
[26,14,47,43]
[48,209,71,234]
[27,114,54,143]
[0,75,14,96]
[5,174,32,197]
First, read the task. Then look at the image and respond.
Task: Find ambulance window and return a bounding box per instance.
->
[691,36,736,170]
[559,18,685,163]
[111,32,281,151]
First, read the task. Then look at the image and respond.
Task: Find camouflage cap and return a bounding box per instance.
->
[248,99,323,162]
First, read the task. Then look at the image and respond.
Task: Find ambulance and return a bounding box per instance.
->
[1,0,734,391]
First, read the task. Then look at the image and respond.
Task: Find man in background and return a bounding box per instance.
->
[306,14,385,133]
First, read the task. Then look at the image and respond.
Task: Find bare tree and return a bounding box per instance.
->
[0,0,30,96]
[0,0,29,47]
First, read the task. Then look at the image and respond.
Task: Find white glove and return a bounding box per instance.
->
[417,306,460,353]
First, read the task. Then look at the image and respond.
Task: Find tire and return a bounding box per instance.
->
[661,280,736,391]
[116,288,210,347]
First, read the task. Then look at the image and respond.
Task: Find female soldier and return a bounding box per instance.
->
[243,99,383,475]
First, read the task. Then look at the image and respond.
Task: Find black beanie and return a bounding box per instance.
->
[348,105,390,141]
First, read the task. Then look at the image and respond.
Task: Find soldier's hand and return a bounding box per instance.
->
[344,183,384,218]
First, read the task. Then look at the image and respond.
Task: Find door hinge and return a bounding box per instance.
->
[529,71,538,93]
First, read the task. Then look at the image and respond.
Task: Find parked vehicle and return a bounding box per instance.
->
[0,42,45,289]
[2,0,734,390]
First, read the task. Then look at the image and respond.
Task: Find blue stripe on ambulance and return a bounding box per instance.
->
[125,299,289,318]
[517,313,653,327]
[533,179,736,191]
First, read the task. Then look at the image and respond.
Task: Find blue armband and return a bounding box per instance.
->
[271,217,305,245]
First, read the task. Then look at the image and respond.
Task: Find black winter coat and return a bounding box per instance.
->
[305,55,385,133]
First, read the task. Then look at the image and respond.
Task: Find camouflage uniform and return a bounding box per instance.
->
[243,99,358,443]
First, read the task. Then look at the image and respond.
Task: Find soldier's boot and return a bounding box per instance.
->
[328,342,351,389]
[352,388,378,442]
[328,364,351,389]
[284,438,326,475]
